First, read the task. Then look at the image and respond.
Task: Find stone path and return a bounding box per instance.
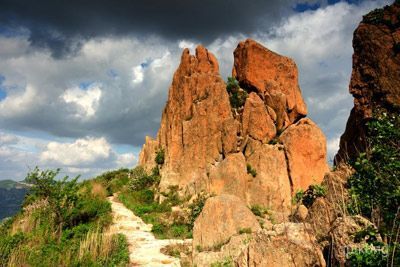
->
[108,196,190,267]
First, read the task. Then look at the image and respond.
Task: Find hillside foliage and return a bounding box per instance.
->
[0,168,129,267]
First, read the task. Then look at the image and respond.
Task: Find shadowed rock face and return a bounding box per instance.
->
[139,39,329,219]
[335,2,400,164]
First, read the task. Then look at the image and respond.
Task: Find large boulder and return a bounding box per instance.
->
[335,2,400,163]
[279,118,330,192]
[193,194,260,250]
[233,39,307,124]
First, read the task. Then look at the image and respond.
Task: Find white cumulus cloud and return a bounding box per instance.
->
[40,137,111,166]
[62,84,102,118]
[132,65,144,84]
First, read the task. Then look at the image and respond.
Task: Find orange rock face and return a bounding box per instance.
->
[233,39,307,125]
[335,2,400,163]
[139,39,329,220]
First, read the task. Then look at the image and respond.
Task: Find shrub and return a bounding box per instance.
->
[226,76,248,108]
[0,232,25,266]
[155,148,165,165]
[292,189,304,204]
[354,226,381,245]
[347,109,400,232]
[226,76,239,93]
[292,185,326,207]
[347,245,387,267]
[24,168,80,237]
[0,168,129,267]
[93,168,131,195]
[211,258,234,267]
[130,166,160,191]
[246,164,257,177]
[301,184,327,207]
[250,205,269,217]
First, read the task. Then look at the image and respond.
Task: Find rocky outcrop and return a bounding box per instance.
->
[335,2,400,163]
[305,165,353,240]
[156,46,231,194]
[192,194,260,250]
[208,153,249,200]
[139,39,329,219]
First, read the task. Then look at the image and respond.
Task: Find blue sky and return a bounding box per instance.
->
[0,0,392,180]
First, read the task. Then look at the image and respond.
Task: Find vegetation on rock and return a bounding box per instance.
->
[155,148,165,165]
[293,184,326,208]
[246,164,257,177]
[226,76,248,108]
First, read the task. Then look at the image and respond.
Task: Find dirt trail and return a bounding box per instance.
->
[108,196,190,267]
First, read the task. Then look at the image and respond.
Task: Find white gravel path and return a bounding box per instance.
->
[108,196,190,267]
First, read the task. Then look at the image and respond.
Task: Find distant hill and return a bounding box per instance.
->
[0,180,30,220]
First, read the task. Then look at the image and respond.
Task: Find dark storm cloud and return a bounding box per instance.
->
[0,0,315,57]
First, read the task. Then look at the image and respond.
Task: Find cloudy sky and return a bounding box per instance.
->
[0,0,391,180]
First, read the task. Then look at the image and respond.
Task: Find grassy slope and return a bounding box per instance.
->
[0,170,129,267]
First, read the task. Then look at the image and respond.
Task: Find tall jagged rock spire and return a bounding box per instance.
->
[139,39,329,220]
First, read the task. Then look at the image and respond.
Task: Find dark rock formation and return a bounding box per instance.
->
[335,2,400,164]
